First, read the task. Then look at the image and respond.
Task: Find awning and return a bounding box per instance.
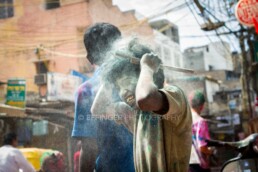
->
[0,104,27,118]
[0,81,7,85]
[0,103,73,128]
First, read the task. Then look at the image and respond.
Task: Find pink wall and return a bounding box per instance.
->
[0,0,153,92]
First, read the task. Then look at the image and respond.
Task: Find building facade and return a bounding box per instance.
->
[0,0,154,171]
[183,42,233,71]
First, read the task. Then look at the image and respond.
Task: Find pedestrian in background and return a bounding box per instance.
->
[73,141,81,172]
[0,132,35,172]
[188,90,213,172]
[71,22,135,172]
[38,151,65,172]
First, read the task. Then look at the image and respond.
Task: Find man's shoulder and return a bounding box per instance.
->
[8,147,23,155]
[163,84,181,92]
[0,145,14,150]
[161,85,186,98]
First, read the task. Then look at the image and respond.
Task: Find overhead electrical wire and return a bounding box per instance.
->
[148,1,190,20]
[185,0,233,62]
[195,0,236,58]
[0,0,191,55]
[39,46,85,58]
[0,37,79,54]
[190,1,237,51]
[158,11,190,33]
[1,0,237,59]
[190,0,237,53]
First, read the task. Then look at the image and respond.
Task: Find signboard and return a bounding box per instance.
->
[6,79,26,108]
[70,70,88,83]
[32,120,48,136]
[47,73,82,102]
[216,114,240,128]
[235,0,258,27]
[228,99,237,110]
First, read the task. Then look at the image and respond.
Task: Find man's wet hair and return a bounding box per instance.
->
[3,132,17,145]
[188,90,205,109]
[101,38,164,89]
[84,23,121,65]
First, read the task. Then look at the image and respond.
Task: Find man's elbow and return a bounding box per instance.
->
[136,95,153,111]
[136,90,165,112]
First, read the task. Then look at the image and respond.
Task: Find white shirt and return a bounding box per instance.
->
[0,145,35,172]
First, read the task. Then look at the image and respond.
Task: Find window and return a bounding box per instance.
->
[163,47,171,62]
[45,0,60,10]
[209,65,213,71]
[0,0,14,19]
[35,61,49,74]
[45,0,85,9]
[154,45,161,56]
[171,27,179,44]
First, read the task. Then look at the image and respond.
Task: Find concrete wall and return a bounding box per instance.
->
[205,79,220,103]
[206,42,233,71]
[183,42,233,72]
[153,30,183,82]
[0,0,91,93]
[183,51,205,71]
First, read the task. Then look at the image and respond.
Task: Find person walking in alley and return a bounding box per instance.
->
[188,90,213,172]
[39,151,65,172]
[71,22,135,172]
[0,132,35,172]
[91,38,192,172]
[73,141,81,172]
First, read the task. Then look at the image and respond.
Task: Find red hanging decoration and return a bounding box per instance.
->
[253,17,258,34]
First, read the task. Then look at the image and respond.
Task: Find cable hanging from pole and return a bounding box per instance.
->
[38,46,86,58]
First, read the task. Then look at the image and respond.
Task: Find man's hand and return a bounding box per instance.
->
[140,53,161,73]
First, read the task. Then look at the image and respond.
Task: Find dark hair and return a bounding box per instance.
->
[101,38,164,89]
[3,132,17,145]
[84,22,121,65]
[188,90,205,109]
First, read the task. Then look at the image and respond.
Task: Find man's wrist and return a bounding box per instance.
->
[141,64,155,74]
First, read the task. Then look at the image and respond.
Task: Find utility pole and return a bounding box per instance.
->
[190,0,258,133]
[247,29,258,117]
[239,29,253,119]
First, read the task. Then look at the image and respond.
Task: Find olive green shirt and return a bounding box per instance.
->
[133,85,192,172]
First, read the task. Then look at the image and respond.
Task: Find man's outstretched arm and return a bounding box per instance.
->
[136,53,168,114]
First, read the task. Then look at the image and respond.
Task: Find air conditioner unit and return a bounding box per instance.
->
[34,74,47,85]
